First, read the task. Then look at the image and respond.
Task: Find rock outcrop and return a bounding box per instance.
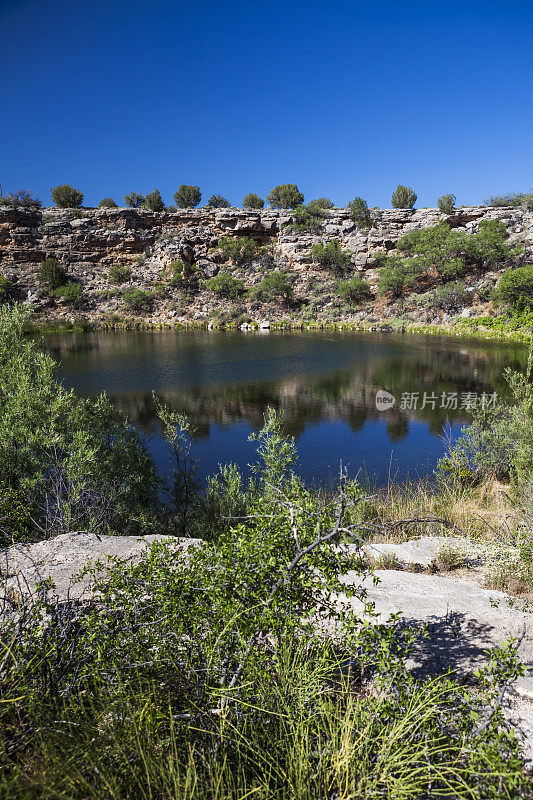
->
[1,204,531,325]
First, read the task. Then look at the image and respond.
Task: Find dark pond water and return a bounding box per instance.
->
[42,330,528,487]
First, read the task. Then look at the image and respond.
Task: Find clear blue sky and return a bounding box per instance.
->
[1,0,532,208]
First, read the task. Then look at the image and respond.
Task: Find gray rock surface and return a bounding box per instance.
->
[0,532,200,601]
[337,569,533,762]
[363,535,474,569]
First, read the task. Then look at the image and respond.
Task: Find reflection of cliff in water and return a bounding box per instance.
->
[45,330,528,445]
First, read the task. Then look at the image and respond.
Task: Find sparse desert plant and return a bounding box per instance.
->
[174,185,202,208]
[266,184,304,209]
[204,271,245,300]
[308,197,334,209]
[206,194,231,208]
[108,263,131,284]
[391,184,417,209]
[98,197,118,208]
[167,258,199,290]
[143,189,165,212]
[123,288,153,312]
[484,193,525,207]
[219,235,260,265]
[495,265,533,310]
[348,196,373,227]
[54,280,84,308]
[38,257,68,291]
[430,281,471,312]
[285,203,325,233]
[257,269,294,305]
[438,194,456,213]
[124,191,146,208]
[310,239,352,276]
[337,276,373,304]
[50,184,84,208]
[0,189,41,208]
[0,275,14,303]
[242,192,264,209]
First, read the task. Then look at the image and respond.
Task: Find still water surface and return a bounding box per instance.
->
[43,330,528,487]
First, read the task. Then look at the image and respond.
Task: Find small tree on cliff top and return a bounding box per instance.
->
[243,192,264,209]
[50,184,84,208]
[266,184,304,209]
[144,189,166,212]
[391,184,417,209]
[207,194,231,208]
[174,185,202,208]
[124,191,146,208]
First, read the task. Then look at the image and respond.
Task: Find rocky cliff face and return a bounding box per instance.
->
[1,205,531,326]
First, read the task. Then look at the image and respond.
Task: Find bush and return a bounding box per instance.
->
[123,289,153,312]
[0,275,14,303]
[266,184,304,209]
[0,189,41,208]
[98,197,118,208]
[242,192,264,209]
[429,281,471,312]
[108,263,131,284]
[124,191,146,208]
[438,194,456,213]
[310,239,352,276]
[0,306,159,542]
[144,189,165,212]
[166,259,199,291]
[484,193,524,207]
[308,197,334,209]
[55,280,83,308]
[219,235,260,265]
[38,257,68,291]
[495,265,533,310]
[206,194,231,208]
[174,185,201,208]
[391,184,417,209]
[50,184,84,208]
[257,270,294,305]
[337,276,372,304]
[205,271,245,299]
[285,203,325,233]
[348,196,373,227]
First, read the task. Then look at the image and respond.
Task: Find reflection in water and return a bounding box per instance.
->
[43,330,528,486]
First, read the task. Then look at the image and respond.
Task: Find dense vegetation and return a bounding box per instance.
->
[0,307,532,796]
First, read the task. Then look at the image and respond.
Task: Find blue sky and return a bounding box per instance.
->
[1,0,532,208]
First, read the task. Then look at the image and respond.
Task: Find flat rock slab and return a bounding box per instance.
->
[363,536,474,569]
[338,568,533,763]
[0,532,200,602]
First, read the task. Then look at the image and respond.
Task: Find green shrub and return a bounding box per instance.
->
[348,196,373,227]
[495,265,533,310]
[124,191,146,208]
[257,270,294,305]
[98,197,118,208]
[50,184,84,208]
[206,194,231,208]
[123,288,153,312]
[484,193,524,207]
[337,276,372,304]
[205,271,245,299]
[308,197,334,209]
[219,235,260,265]
[0,306,159,541]
[0,275,14,304]
[174,185,201,208]
[310,239,352,276]
[266,184,304,209]
[143,189,165,212]
[0,189,41,208]
[108,263,131,284]
[285,203,325,233]
[242,192,264,209]
[167,259,199,290]
[54,280,84,308]
[391,184,417,209]
[38,257,68,291]
[438,194,456,213]
[429,281,471,312]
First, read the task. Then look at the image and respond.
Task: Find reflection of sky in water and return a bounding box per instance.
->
[43,330,528,487]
